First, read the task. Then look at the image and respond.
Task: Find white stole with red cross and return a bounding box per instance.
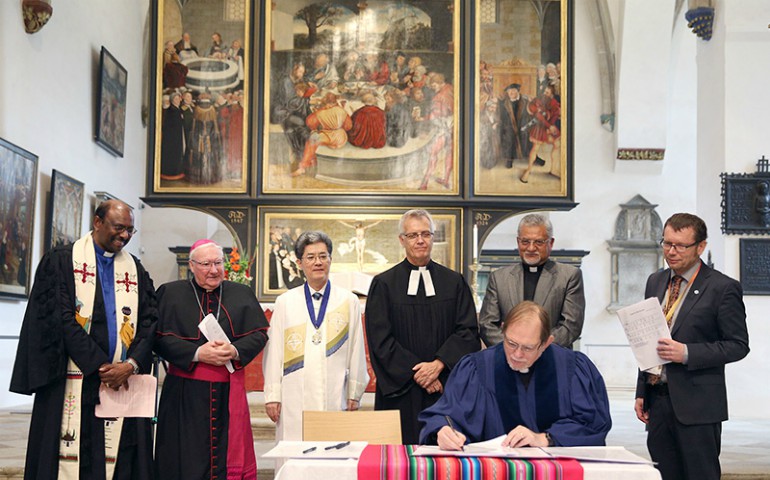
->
[58,233,138,479]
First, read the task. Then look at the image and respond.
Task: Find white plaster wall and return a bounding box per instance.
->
[717,0,770,419]
[0,0,150,408]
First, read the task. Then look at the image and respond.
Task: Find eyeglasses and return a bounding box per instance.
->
[659,239,700,252]
[517,238,549,247]
[504,340,542,354]
[401,231,434,241]
[191,259,225,269]
[101,218,137,235]
[303,253,330,263]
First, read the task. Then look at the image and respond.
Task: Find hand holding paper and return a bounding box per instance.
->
[616,297,672,371]
[198,313,235,372]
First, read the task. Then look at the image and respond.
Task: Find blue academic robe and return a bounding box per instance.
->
[418,344,611,447]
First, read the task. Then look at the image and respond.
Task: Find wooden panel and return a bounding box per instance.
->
[303,410,402,445]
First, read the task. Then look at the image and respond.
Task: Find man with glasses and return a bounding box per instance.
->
[11,200,157,479]
[419,301,610,450]
[154,239,269,480]
[634,213,749,480]
[263,231,369,441]
[478,213,585,348]
[365,209,479,444]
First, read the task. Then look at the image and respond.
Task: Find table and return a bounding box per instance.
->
[273,446,661,480]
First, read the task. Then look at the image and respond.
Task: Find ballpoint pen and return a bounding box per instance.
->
[302,446,317,454]
[445,415,465,451]
[324,441,351,450]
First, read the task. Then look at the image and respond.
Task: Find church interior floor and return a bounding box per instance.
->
[0,391,768,479]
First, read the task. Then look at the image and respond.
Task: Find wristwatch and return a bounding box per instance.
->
[125,358,140,375]
[544,431,554,446]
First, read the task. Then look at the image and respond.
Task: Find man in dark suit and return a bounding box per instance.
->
[635,213,750,480]
[478,213,585,348]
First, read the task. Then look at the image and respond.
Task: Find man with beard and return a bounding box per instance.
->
[365,209,479,444]
[498,83,530,169]
[11,200,157,479]
[478,213,585,349]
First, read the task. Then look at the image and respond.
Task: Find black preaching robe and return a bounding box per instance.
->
[365,259,480,444]
[154,280,269,480]
[10,243,157,480]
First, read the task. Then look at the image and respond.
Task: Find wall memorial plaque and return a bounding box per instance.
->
[721,156,770,234]
[739,238,770,295]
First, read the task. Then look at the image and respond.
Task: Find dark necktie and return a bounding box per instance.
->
[312,292,322,301]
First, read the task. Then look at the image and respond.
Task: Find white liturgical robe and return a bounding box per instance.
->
[263,283,370,440]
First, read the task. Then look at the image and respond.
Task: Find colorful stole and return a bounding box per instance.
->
[357,444,584,480]
[282,296,350,376]
[59,234,138,479]
[168,364,257,480]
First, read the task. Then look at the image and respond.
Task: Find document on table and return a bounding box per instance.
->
[414,437,655,465]
[95,374,157,418]
[199,313,234,373]
[413,435,552,458]
[261,441,368,459]
[616,297,671,371]
[542,446,656,465]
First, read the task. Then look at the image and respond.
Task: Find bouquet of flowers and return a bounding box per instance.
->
[224,246,254,285]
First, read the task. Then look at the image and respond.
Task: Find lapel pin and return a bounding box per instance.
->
[693,290,699,295]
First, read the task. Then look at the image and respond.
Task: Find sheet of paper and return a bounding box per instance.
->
[412,435,552,458]
[616,297,672,371]
[542,446,655,465]
[95,374,157,418]
[199,313,234,373]
[261,441,368,459]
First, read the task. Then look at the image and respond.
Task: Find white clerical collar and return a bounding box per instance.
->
[407,265,435,297]
[102,251,115,258]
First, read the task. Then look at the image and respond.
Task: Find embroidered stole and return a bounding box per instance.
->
[59,234,138,479]
[282,297,350,376]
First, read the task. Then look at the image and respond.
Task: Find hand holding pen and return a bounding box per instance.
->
[437,415,466,451]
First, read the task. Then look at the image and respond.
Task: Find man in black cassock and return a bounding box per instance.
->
[365,209,480,445]
[11,200,157,479]
[154,239,269,480]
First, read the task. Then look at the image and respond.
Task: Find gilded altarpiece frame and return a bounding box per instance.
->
[473,0,569,197]
[261,1,461,195]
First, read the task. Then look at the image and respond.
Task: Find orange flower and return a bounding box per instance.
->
[231,263,241,272]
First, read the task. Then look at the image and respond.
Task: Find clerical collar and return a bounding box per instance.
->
[406,262,435,297]
[522,261,544,274]
[93,243,115,258]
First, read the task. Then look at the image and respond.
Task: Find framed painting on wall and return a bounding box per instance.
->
[0,137,38,299]
[261,1,461,196]
[257,205,462,301]
[96,47,128,157]
[473,0,571,197]
[151,0,250,194]
[46,170,85,251]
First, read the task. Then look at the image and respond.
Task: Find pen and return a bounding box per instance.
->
[324,441,350,450]
[302,446,317,454]
[445,415,464,451]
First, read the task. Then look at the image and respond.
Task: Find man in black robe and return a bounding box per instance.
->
[365,209,480,445]
[11,200,157,479]
[499,83,531,168]
[154,239,269,480]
